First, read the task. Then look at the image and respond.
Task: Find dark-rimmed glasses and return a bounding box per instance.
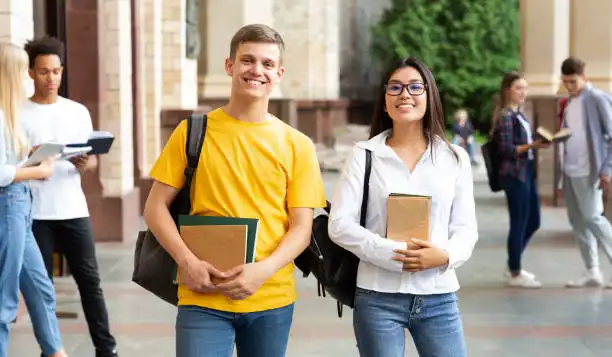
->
[384,82,427,96]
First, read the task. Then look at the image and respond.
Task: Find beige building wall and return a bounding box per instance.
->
[101,0,135,196]
[274,0,340,99]
[139,0,163,175]
[520,0,570,95]
[162,0,198,108]
[571,0,612,91]
[0,0,34,45]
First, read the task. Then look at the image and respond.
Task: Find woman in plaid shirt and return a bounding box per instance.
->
[492,72,551,288]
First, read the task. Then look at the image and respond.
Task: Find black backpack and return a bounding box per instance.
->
[132,113,207,306]
[294,149,372,317]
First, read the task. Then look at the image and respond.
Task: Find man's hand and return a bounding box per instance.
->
[392,239,449,272]
[179,258,242,294]
[216,262,275,300]
[69,155,96,172]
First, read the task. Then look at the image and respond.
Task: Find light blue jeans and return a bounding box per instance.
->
[0,183,63,357]
[176,304,294,357]
[353,288,466,357]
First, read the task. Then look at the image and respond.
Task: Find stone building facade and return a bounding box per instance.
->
[1,0,612,241]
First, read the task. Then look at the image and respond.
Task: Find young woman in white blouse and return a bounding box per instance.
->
[328,57,478,357]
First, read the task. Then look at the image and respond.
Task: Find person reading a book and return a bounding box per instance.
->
[328,57,478,357]
[0,42,68,357]
[558,57,612,288]
[491,72,550,288]
[144,24,326,357]
[20,37,119,357]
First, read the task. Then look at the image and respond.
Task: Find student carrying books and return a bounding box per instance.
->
[143,24,326,357]
[328,57,478,357]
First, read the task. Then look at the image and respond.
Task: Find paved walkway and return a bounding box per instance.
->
[8,157,612,356]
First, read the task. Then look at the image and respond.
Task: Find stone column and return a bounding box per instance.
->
[161,0,198,108]
[520,0,570,95]
[571,0,612,91]
[274,0,340,99]
[140,0,162,174]
[0,0,34,45]
[101,0,135,198]
[199,0,278,98]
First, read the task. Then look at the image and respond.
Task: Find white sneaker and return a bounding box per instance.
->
[507,272,542,288]
[565,269,604,288]
[504,269,536,280]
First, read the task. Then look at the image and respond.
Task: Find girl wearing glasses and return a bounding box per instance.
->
[328,57,477,357]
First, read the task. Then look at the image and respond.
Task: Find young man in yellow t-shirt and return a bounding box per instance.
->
[143,24,326,357]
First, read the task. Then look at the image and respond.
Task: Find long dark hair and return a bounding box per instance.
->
[490,71,522,136]
[369,57,456,160]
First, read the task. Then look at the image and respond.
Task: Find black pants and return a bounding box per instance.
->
[33,217,116,355]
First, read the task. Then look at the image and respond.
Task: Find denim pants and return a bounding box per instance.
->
[0,183,63,357]
[353,288,466,357]
[501,162,540,273]
[176,304,294,357]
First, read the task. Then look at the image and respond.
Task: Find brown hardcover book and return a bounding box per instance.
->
[386,193,431,241]
[176,224,248,283]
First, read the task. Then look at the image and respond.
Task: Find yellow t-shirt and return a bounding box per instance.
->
[149,108,326,313]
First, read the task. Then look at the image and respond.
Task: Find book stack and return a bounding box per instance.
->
[176,215,259,283]
[386,193,431,241]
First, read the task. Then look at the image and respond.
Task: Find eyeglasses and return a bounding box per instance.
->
[384,82,427,96]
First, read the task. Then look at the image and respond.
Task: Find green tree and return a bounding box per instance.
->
[371,0,520,132]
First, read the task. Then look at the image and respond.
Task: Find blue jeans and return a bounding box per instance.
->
[0,183,63,357]
[176,304,294,357]
[501,161,540,274]
[452,135,476,161]
[353,288,466,357]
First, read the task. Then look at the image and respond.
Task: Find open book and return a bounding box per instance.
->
[386,193,431,241]
[536,127,571,143]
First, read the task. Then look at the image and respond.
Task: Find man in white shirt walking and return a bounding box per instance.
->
[22,37,118,357]
[559,56,612,289]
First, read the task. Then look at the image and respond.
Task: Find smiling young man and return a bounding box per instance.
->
[21,37,118,357]
[143,24,326,356]
[559,56,612,289]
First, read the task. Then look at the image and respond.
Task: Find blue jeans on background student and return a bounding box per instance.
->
[176,303,294,357]
[353,288,467,357]
[452,135,476,162]
[501,161,540,274]
[0,183,63,357]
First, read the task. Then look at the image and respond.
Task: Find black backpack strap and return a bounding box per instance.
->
[185,113,207,183]
[360,149,372,227]
[338,148,373,318]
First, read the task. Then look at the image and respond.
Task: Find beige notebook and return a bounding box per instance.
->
[177,224,248,283]
[386,193,431,241]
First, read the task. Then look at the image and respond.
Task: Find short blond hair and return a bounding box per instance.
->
[454,108,468,120]
[229,24,285,61]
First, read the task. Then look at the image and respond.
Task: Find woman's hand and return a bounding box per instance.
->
[392,239,449,272]
[530,139,551,150]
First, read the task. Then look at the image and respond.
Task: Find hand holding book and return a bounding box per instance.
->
[392,239,450,272]
[178,257,242,294]
[216,261,276,300]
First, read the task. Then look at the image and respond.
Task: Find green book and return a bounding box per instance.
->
[178,215,259,263]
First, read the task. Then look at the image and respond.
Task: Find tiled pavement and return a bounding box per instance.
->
[9,159,612,356]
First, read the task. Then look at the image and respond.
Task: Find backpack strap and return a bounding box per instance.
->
[337,148,373,318]
[360,149,372,227]
[184,113,207,199]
